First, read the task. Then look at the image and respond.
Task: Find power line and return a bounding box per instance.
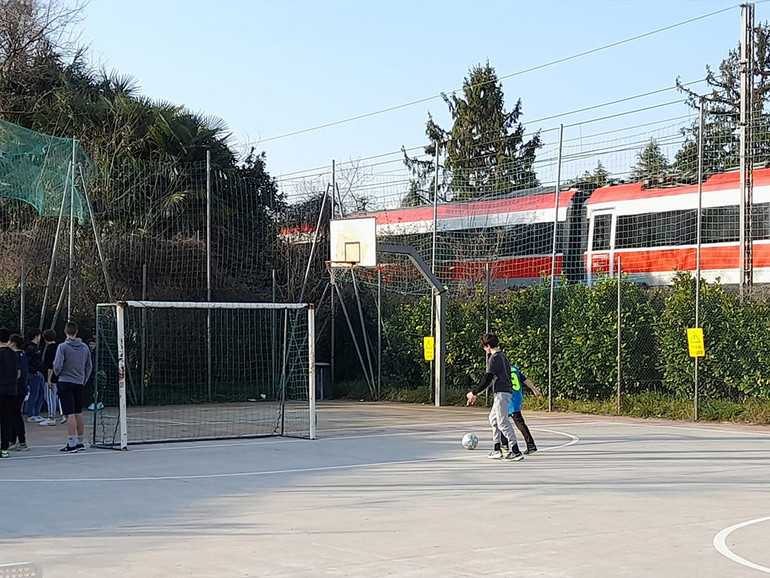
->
[253,5,736,145]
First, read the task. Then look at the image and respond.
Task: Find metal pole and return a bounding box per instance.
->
[116,301,128,450]
[78,164,114,301]
[695,99,705,421]
[485,261,490,334]
[350,268,376,394]
[739,3,754,301]
[19,261,25,334]
[617,255,622,415]
[272,269,278,395]
[434,289,446,407]
[330,274,335,389]
[377,268,382,400]
[547,124,564,412]
[206,150,212,403]
[430,144,440,402]
[40,161,72,329]
[332,160,336,218]
[308,305,316,440]
[299,183,330,303]
[141,264,147,405]
[332,281,375,396]
[67,138,76,322]
[431,142,439,273]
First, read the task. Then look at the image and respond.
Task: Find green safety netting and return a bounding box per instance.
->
[0,119,89,220]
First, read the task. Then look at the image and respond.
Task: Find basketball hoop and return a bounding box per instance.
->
[325,260,357,285]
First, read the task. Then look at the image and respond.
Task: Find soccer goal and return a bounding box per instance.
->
[92,301,315,449]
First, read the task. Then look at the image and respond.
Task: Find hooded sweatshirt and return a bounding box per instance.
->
[53,337,93,385]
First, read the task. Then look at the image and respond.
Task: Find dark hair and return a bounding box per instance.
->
[64,322,78,336]
[9,334,23,348]
[478,333,499,348]
[0,327,10,343]
[42,329,57,342]
[24,328,41,342]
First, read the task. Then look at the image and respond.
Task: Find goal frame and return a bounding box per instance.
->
[97,300,316,449]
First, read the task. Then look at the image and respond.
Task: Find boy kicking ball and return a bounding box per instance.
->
[466,333,524,461]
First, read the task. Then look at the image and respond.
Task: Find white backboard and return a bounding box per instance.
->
[329,217,377,267]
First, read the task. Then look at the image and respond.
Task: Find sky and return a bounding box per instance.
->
[75,0,765,198]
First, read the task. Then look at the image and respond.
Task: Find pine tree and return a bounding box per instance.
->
[631,140,670,182]
[404,62,541,202]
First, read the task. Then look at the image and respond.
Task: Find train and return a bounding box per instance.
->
[283,168,770,287]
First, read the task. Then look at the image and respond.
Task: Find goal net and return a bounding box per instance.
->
[92,301,315,448]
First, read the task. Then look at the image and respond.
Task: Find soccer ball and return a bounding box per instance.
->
[461,433,478,450]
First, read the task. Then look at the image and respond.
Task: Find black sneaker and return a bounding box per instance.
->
[523,447,537,455]
[74,444,85,451]
[59,445,80,453]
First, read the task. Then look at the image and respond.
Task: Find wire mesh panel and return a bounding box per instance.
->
[93,301,313,448]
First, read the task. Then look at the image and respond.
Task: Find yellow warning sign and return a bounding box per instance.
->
[423,336,435,361]
[687,328,705,358]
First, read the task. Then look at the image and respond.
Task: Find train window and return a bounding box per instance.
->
[592,214,612,251]
[615,210,696,248]
[702,206,739,243]
[616,214,653,249]
[752,203,770,240]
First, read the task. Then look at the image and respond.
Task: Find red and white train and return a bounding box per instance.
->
[348,168,770,286]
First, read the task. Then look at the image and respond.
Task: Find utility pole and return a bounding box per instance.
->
[739,2,755,301]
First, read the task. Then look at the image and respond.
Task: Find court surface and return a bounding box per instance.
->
[0,401,768,577]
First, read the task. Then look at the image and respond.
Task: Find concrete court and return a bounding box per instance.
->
[0,401,768,578]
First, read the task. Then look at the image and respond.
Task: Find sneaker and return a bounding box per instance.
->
[38,418,57,426]
[11,443,29,452]
[88,402,104,411]
[74,444,85,452]
[27,416,43,423]
[523,447,538,455]
[503,452,524,461]
[487,449,504,459]
[0,450,9,458]
[60,416,68,425]
[58,445,81,453]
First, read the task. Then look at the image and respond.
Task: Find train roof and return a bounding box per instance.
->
[588,168,770,206]
[363,188,578,227]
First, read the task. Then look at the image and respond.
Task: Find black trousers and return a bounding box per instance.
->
[9,395,25,445]
[0,394,18,451]
[500,411,536,450]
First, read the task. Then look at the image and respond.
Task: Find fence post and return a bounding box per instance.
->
[617,255,622,415]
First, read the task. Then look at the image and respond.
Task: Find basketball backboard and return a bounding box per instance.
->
[329,217,377,267]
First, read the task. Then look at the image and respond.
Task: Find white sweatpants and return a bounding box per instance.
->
[489,391,518,448]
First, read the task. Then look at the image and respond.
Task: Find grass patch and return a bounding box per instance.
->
[329,383,770,425]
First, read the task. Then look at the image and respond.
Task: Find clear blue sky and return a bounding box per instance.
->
[76,0,760,188]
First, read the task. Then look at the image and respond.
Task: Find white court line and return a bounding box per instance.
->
[713,516,770,574]
[13,419,594,461]
[0,427,580,482]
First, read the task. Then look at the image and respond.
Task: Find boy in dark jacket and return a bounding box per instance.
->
[8,334,29,451]
[24,329,45,423]
[0,328,20,458]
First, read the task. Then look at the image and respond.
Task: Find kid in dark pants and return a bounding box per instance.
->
[500,365,542,455]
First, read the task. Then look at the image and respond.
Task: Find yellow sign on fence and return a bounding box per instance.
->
[423,336,435,361]
[687,328,705,358]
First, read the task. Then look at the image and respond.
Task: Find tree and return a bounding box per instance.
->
[581,160,610,187]
[631,139,670,182]
[676,21,770,174]
[405,62,541,201]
